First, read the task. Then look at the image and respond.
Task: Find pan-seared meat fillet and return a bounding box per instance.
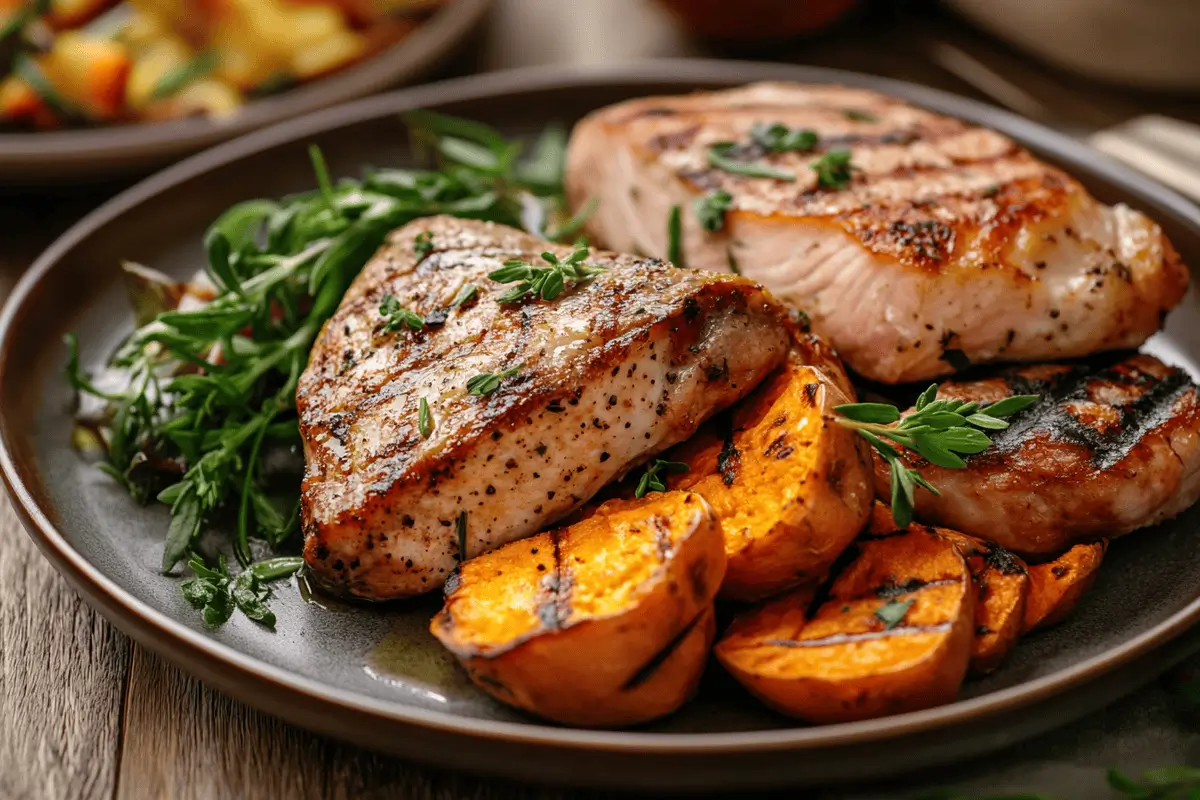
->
[874,354,1200,555]
[566,82,1188,384]
[298,216,792,600]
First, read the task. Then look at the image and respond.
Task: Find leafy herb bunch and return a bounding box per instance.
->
[66,110,586,626]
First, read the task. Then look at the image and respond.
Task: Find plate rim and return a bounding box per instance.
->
[4,58,1200,755]
[0,0,491,166]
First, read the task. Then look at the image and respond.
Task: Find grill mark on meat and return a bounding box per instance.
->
[982,359,1196,470]
[764,623,953,648]
[621,610,706,690]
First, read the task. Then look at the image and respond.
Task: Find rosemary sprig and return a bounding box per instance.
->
[836,386,1038,526]
[488,246,605,303]
[634,459,689,499]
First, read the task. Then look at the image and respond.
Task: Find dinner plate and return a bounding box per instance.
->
[4,61,1200,791]
[0,0,491,185]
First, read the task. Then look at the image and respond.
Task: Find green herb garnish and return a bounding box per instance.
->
[450,283,479,309]
[418,397,432,439]
[634,459,690,499]
[180,555,302,627]
[379,293,425,332]
[64,110,581,628]
[811,149,855,190]
[750,122,819,153]
[488,246,604,303]
[708,142,796,182]
[149,50,220,102]
[843,108,879,122]
[875,598,914,630]
[836,387,1038,527]
[694,189,734,233]
[666,204,684,266]
[413,231,434,259]
[466,366,522,396]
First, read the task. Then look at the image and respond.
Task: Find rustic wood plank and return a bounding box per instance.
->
[0,496,131,800]
[114,646,607,800]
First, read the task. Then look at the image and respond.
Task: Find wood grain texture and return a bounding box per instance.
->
[0,495,131,800]
[114,647,606,800]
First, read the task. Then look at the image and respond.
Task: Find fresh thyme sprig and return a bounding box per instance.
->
[488,246,605,303]
[836,386,1038,527]
[66,110,585,628]
[634,459,690,499]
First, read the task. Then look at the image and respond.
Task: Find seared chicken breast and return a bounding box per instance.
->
[875,353,1200,555]
[298,216,792,599]
[566,82,1188,383]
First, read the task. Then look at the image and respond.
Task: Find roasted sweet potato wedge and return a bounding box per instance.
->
[714,525,975,723]
[431,491,724,727]
[665,338,874,601]
[869,506,1029,675]
[1023,541,1107,633]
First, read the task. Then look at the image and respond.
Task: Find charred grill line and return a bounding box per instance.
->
[764,622,953,649]
[535,530,573,630]
[984,360,1195,470]
[621,610,705,691]
[873,577,958,598]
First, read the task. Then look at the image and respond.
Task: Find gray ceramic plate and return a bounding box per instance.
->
[0,0,490,185]
[4,61,1200,792]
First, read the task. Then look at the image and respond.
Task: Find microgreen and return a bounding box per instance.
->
[694,189,734,233]
[836,386,1038,527]
[634,459,690,499]
[450,283,479,309]
[413,231,434,259]
[875,598,914,630]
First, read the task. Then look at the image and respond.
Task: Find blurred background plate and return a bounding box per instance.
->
[0,0,490,185]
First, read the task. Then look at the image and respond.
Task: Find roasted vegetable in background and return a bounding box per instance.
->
[1023,541,1107,633]
[715,524,975,723]
[432,491,725,727]
[664,333,873,601]
[0,0,447,129]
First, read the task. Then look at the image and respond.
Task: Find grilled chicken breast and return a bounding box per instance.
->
[298,216,792,599]
[875,353,1200,555]
[566,82,1188,383]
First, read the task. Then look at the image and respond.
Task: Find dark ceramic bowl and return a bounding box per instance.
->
[3,61,1200,791]
[0,0,490,185]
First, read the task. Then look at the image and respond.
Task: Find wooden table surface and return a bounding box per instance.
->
[4,2,1200,798]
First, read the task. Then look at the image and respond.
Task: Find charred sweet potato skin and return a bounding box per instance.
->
[667,342,874,601]
[715,525,974,723]
[431,491,725,727]
[899,515,1029,676]
[1023,541,1106,633]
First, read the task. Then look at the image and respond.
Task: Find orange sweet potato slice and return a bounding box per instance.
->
[665,339,874,601]
[431,491,724,727]
[1023,540,1107,633]
[714,524,975,723]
